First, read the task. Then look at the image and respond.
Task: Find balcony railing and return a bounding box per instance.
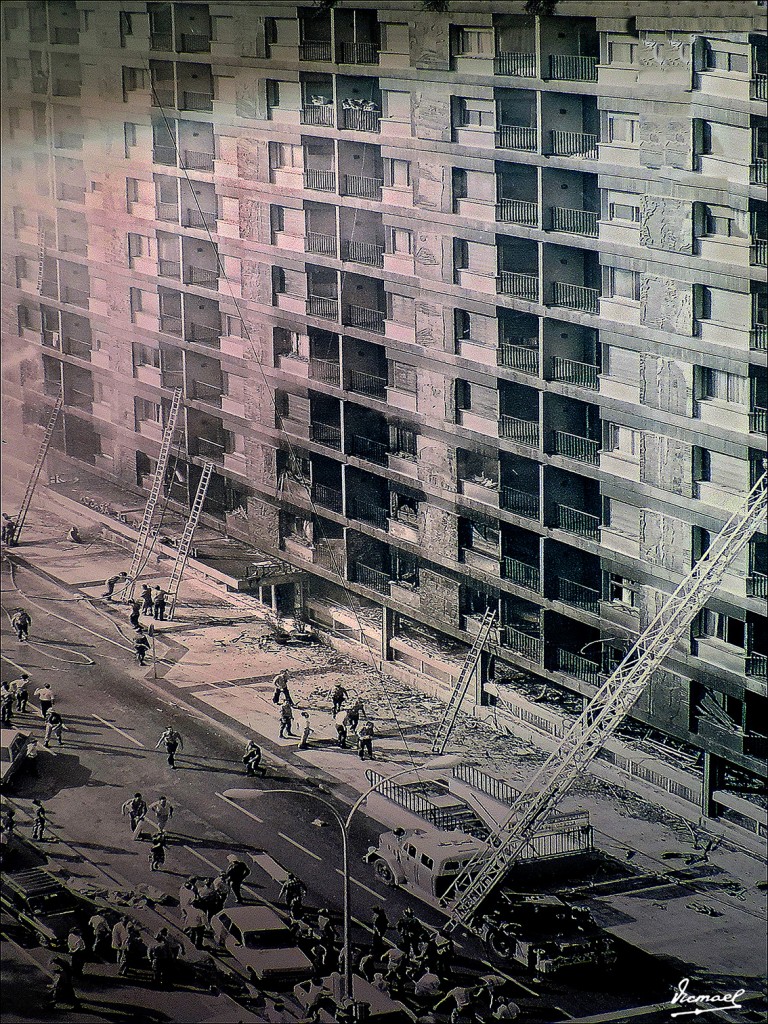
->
[747,572,768,598]
[160,313,182,336]
[751,324,767,351]
[185,266,218,288]
[158,258,181,279]
[189,379,222,406]
[355,563,391,594]
[306,231,338,256]
[343,174,383,200]
[557,577,600,612]
[494,52,536,77]
[499,415,539,448]
[183,209,216,230]
[551,207,599,237]
[180,33,211,53]
[556,503,600,538]
[196,437,225,461]
[151,87,176,108]
[301,105,335,127]
[549,54,598,81]
[500,626,543,663]
[554,648,603,685]
[550,130,599,159]
[182,91,213,112]
[157,201,179,222]
[749,407,767,434]
[500,486,539,519]
[186,322,219,346]
[552,430,600,465]
[182,150,215,172]
[150,31,173,50]
[313,482,343,512]
[310,359,341,386]
[552,356,599,390]
[349,498,388,530]
[552,281,600,314]
[300,40,333,62]
[61,286,89,308]
[750,159,768,185]
[502,556,541,592]
[750,239,768,266]
[498,341,539,374]
[307,295,339,320]
[344,240,384,267]
[350,434,388,463]
[304,168,336,192]
[341,42,379,65]
[496,125,538,151]
[751,74,768,100]
[340,107,381,132]
[311,422,342,450]
[153,145,176,166]
[498,271,539,301]
[348,369,387,399]
[346,304,385,333]
[496,199,539,226]
[746,652,767,679]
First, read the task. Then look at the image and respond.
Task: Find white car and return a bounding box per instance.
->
[210,905,312,985]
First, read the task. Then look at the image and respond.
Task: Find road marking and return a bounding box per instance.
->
[479,959,540,998]
[251,852,289,883]
[334,869,385,900]
[1,931,53,977]
[215,791,263,823]
[278,831,322,861]
[0,654,27,673]
[92,713,145,748]
[184,847,223,874]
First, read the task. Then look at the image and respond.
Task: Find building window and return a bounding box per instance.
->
[455,97,494,129]
[266,80,281,108]
[607,573,637,607]
[607,113,639,144]
[385,158,410,188]
[124,122,138,153]
[698,367,748,405]
[703,42,749,74]
[701,204,734,237]
[457,27,494,56]
[382,90,410,120]
[136,397,161,422]
[123,67,148,93]
[126,177,139,207]
[127,233,144,260]
[608,200,640,223]
[133,344,159,367]
[606,423,640,457]
[607,41,637,65]
[699,610,746,649]
[387,227,412,255]
[129,286,143,317]
[270,141,301,169]
[605,267,640,301]
[603,346,641,384]
[389,424,417,458]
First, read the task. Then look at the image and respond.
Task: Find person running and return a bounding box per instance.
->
[150,833,167,871]
[278,701,294,739]
[334,710,349,749]
[298,711,312,750]
[331,683,347,716]
[11,609,31,642]
[88,912,111,958]
[357,720,375,760]
[222,855,250,904]
[25,738,39,777]
[153,587,167,621]
[121,793,148,835]
[140,584,154,615]
[0,684,14,725]
[44,708,64,747]
[134,631,151,666]
[34,682,54,718]
[346,697,366,734]
[148,796,174,835]
[31,800,47,841]
[279,872,306,911]
[102,571,128,600]
[128,600,142,631]
[156,726,183,768]
[271,670,293,706]
[242,739,264,776]
[111,917,131,974]
[11,672,29,712]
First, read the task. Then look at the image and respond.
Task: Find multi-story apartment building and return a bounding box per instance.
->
[2,1,766,829]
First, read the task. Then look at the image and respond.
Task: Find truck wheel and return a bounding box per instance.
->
[486,928,516,962]
[373,860,396,887]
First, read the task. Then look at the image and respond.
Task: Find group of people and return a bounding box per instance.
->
[271,675,376,760]
[2,672,64,756]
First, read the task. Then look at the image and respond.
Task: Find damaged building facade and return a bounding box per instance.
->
[1,1,766,828]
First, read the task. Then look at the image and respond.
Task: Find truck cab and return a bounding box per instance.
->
[364,827,487,905]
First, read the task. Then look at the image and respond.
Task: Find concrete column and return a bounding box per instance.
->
[474,650,490,706]
[702,752,723,818]
[381,605,396,662]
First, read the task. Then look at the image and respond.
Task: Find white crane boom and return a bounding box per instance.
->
[444,472,767,931]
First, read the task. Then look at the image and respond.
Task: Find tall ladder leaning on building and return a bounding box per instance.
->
[35,219,47,295]
[12,391,65,546]
[432,606,497,755]
[164,461,214,620]
[442,469,768,936]
[118,387,184,601]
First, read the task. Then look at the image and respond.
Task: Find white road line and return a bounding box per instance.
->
[278,831,322,861]
[1,654,27,673]
[334,869,385,900]
[479,959,540,998]
[92,713,145,748]
[251,852,290,883]
[215,791,263,823]
[184,846,224,874]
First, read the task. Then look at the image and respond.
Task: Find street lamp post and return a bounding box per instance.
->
[226,753,461,1003]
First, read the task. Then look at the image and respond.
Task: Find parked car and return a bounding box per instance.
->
[0,868,87,947]
[0,729,29,789]
[210,905,312,985]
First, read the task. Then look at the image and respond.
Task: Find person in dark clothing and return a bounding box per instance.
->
[279,702,294,738]
[134,631,151,666]
[242,739,264,776]
[150,833,167,871]
[0,685,13,725]
[153,587,167,621]
[279,872,306,911]
[346,698,366,733]
[102,572,128,600]
[31,800,47,841]
[156,726,183,768]
[331,684,347,716]
[67,526,82,544]
[11,609,31,641]
[357,721,375,760]
[140,584,154,615]
[1,514,17,546]
[12,672,29,712]
[129,600,142,630]
[49,958,81,1010]
[371,906,389,958]
[271,670,293,706]
[122,793,148,834]
[222,855,250,903]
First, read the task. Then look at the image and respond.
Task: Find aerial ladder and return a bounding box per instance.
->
[443,470,767,935]
[11,390,64,545]
[164,461,214,619]
[432,606,497,755]
[35,220,47,295]
[118,387,183,600]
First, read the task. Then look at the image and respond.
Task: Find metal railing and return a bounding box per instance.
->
[186,266,218,288]
[311,422,342,450]
[746,652,767,679]
[552,430,600,464]
[750,239,768,267]
[557,577,600,611]
[389,426,418,459]
[180,33,211,53]
[453,765,520,805]
[349,499,388,530]
[552,281,600,313]
[749,407,767,434]
[341,42,379,64]
[554,648,603,685]
[350,434,388,463]
[158,258,181,279]
[182,91,213,112]
[306,231,338,256]
[300,40,333,62]
[346,304,385,333]
[344,240,384,267]
[498,271,539,301]
[552,356,599,390]
[160,313,182,335]
[150,31,173,50]
[313,482,343,512]
[186,323,219,345]
[496,125,538,151]
[156,201,179,222]
[750,159,768,185]
[499,414,539,448]
[355,563,391,593]
[551,206,599,237]
[343,174,384,200]
[310,359,341,386]
[502,557,541,591]
[153,145,176,166]
[348,369,387,399]
[301,105,335,127]
[498,341,539,374]
[549,54,598,81]
[555,505,600,539]
[183,150,215,171]
[61,286,89,308]
[341,107,380,132]
[500,626,543,663]
[751,74,768,100]
[307,295,339,320]
[496,199,539,226]
[196,436,225,460]
[500,486,539,519]
[304,167,336,192]
[494,52,536,77]
[747,572,768,598]
[751,324,768,351]
[183,209,216,230]
[550,130,599,159]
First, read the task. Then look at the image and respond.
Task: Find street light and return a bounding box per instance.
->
[223,752,462,1002]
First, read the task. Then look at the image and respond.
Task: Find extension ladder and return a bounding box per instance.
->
[432,607,497,755]
[35,224,47,294]
[165,461,214,619]
[13,391,64,544]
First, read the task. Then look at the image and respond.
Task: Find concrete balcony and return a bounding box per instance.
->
[550,207,599,237]
[599,375,640,404]
[221,395,246,418]
[181,91,213,113]
[389,581,420,610]
[498,271,539,302]
[348,497,388,530]
[555,503,600,539]
[340,42,380,65]
[499,414,539,448]
[90,349,110,369]
[387,453,418,479]
[601,526,640,559]
[456,269,498,296]
[304,168,336,193]
[305,232,338,258]
[496,199,539,227]
[551,357,599,390]
[496,125,538,152]
[349,434,388,464]
[600,450,641,483]
[550,130,598,160]
[342,175,383,201]
[498,341,540,375]
[695,482,747,515]
[501,556,541,592]
[553,648,603,686]
[386,387,417,413]
[548,55,598,82]
[461,547,501,577]
[500,486,539,520]
[551,282,600,314]
[460,480,499,507]
[551,430,600,465]
[310,422,343,452]
[695,637,749,678]
[459,410,499,438]
[556,576,600,612]
[697,398,750,435]
[494,52,536,77]
[220,336,246,358]
[277,354,310,379]
[383,252,415,277]
[750,159,767,185]
[499,626,543,664]
[388,513,419,543]
[750,239,768,267]
[137,419,164,442]
[299,40,334,62]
